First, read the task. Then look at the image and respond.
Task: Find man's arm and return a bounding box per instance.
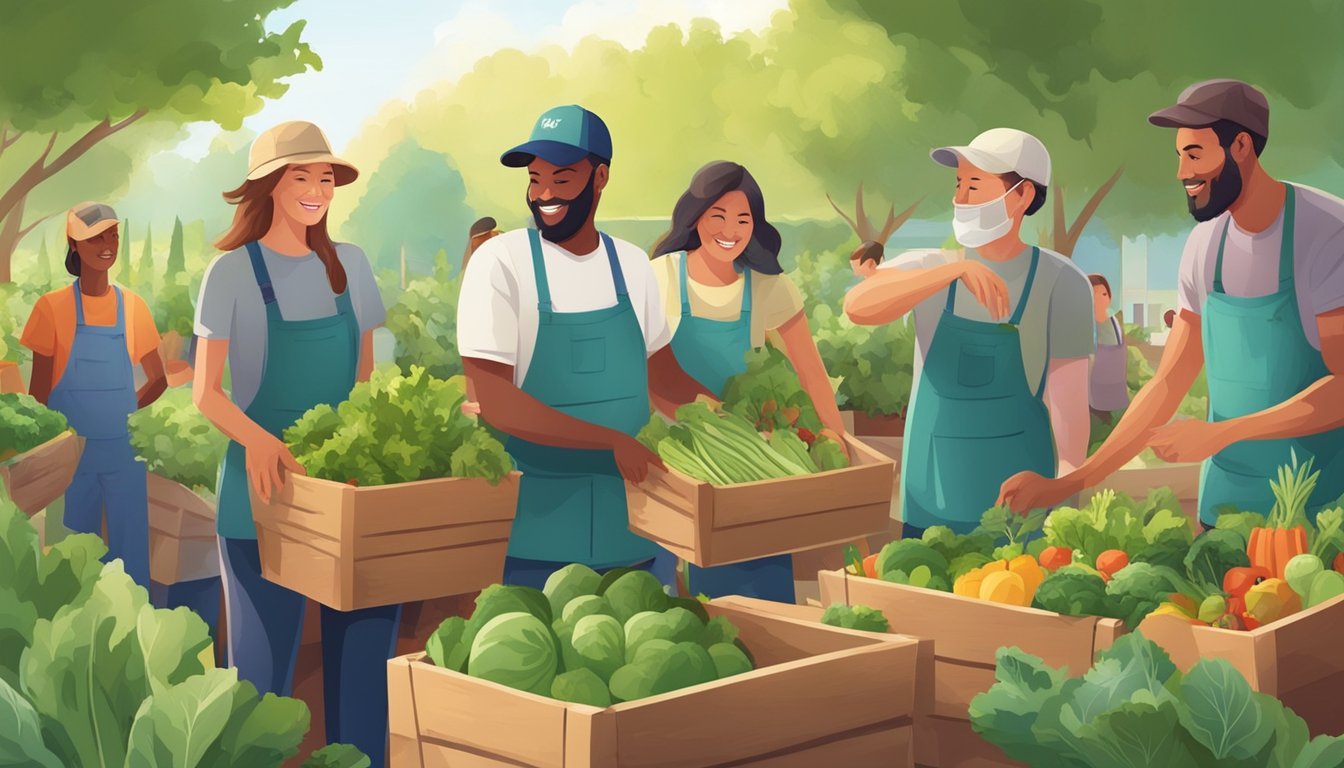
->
[1209,307,1344,442]
[647,346,714,419]
[28,354,54,404]
[136,349,168,408]
[1044,356,1090,474]
[846,258,1010,326]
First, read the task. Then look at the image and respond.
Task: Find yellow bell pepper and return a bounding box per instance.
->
[1008,555,1045,599]
[1244,578,1302,626]
[980,570,1028,606]
[955,566,987,598]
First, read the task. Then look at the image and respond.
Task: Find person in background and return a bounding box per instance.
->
[845,128,1095,535]
[463,216,502,271]
[192,121,396,765]
[22,202,166,589]
[649,161,849,602]
[851,240,884,279]
[1000,79,1344,529]
[458,105,711,590]
[1088,274,1130,422]
[1164,308,1177,329]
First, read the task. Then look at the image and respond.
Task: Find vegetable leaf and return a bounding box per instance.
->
[1177,659,1275,761]
[125,667,238,767]
[0,675,62,768]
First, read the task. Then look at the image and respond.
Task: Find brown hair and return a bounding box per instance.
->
[215,167,347,294]
[1088,274,1111,294]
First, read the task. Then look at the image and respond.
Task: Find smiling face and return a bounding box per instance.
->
[694,190,753,264]
[73,225,119,274]
[954,159,1031,215]
[527,156,607,243]
[271,163,336,227]
[1175,127,1245,221]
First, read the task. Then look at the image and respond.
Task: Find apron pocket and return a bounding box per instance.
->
[930,431,1036,516]
[571,337,607,374]
[956,344,997,388]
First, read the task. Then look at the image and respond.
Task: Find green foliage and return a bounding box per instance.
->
[970,633,1344,767]
[384,272,464,381]
[284,366,511,486]
[813,304,915,418]
[1105,562,1188,631]
[1031,566,1115,618]
[0,393,68,459]
[299,744,372,768]
[467,612,559,697]
[722,344,822,433]
[128,386,227,493]
[1183,529,1250,593]
[1044,488,1192,567]
[167,216,186,274]
[820,603,890,633]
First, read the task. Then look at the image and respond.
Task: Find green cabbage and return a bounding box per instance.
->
[570,614,624,683]
[550,668,611,708]
[707,643,753,679]
[543,563,602,617]
[467,612,559,696]
[561,594,615,625]
[603,570,669,623]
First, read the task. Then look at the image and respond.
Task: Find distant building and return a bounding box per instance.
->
[1121,235,1149,326]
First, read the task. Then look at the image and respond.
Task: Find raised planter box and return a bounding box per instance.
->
[251,472,520,612]
[387,596,919,767]
[819,569,1124,768]
[1137,594,1344,737]
[626,435,895,568]
[146,472,219,584]
[0,430,83,515]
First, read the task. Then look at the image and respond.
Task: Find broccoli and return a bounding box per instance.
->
[1031,567,1115,619]
[1105,562,1187,630]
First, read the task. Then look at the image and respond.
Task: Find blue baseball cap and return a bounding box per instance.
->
[501,105,613,168]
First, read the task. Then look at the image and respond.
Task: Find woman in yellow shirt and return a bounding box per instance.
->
[21,202,167,589]
[650,161,846,602]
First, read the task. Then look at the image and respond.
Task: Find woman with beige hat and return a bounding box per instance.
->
[192,121,395,764]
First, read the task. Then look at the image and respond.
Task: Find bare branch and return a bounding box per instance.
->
[826,193,863,238]
[40,110,148,176]
[854,183,874,241]
[878,197,924,242]
[16,210,57,242]
[38,131,58,166]
[1063,166,1125,250]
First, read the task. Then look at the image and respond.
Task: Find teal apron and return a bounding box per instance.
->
[49,282,150,588]
[215,242,398,767]
[504,230,659,572]
[1199,184,1344,524]
[668,255,795,603]
[900,247,1056,533]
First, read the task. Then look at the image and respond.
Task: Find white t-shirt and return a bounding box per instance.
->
[457,228,672,385]
[1177,183,1344,350]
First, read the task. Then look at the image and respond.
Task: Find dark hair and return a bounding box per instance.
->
[1000,171,1047,216]
[653,161,783,275]
[1209,119,1267,157]
[65,240,80,276]
[1088,274,1111,294]
[216,166,347,294]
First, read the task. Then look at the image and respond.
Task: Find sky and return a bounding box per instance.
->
[174,0,791,160]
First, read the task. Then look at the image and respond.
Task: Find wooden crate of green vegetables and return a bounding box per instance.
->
[388,565,919,767]
[627,401,894,567]
[251,368,519,612]
[130,387,227,584]
[0,392,82,515]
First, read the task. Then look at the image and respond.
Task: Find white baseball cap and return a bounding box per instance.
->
[931,128,1052,188]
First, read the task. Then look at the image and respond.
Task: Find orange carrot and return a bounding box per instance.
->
[1096,550,1129,577]
[1248,528,1262,570]
[862,554,879,579]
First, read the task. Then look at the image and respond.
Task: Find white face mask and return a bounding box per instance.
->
[952,180,1024,249]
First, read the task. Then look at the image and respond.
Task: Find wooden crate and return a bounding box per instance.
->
[146,473,219,584]
[388,596,919,768]
[1137,594,1344,737]
[819,570,1124,768]
[0,431,83,515]
[793,435,904,581]
[1083,462,1201,526]
[627,435,895,568]
[251,472,520,612]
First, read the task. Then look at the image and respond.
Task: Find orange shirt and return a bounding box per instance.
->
[20,284,161,388]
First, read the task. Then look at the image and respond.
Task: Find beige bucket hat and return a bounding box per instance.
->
[246,121,359,185]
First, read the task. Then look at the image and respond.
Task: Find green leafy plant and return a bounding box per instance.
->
[385,270,465,381]
[0,393,68,460]
[813,304,915,419]
[969,633,1344,767]
[722,344,823,434]
[285,366,511,486]
[820,603,890,633]
[129,386,228,493]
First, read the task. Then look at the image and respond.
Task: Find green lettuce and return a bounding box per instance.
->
[128,386,228,493]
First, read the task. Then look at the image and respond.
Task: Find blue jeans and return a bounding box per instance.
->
[220,537,400,766]
[64,438,150,588]
[686,555,796,603]
[502,549,678,592]
[151,577,223,663]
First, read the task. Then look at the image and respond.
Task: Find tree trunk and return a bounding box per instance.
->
[1050,167,1124,257]
[0,195,29,283]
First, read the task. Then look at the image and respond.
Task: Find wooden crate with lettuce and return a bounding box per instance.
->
[250,367,519,612]
[626,348,894,569]
[0,392,82,516]
[389,566,920,767]
[128,387,225,584]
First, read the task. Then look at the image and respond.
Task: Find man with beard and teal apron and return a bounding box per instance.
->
[846,129,1095,534]
[458,106,712,590]
[999,80,1344,526]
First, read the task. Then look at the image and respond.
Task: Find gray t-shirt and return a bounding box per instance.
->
[194,242,386,410]
[1177,183,1344,349]
[879,245,1095,393]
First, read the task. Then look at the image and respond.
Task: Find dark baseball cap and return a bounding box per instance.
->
[1148,79,1270,138]
[501,105,612,168]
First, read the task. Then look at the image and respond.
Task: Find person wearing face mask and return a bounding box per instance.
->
[458,106,712,590]
[1088,274,1130,422]
[845,128,1095,535]
[648,161,848,602]
[1000,80,1344,529]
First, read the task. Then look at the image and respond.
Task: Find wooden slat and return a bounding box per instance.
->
[915,714,1023,768]
[350,541,509,611]
[255,525,342,607]
[406,657,570,767]
[352,473,520,536]
[566,708,618,768]
[625,487,698,556]
[149,531,220,584]
[931,660,998,720]
[146,473,216,537]
[387,656,425,768]
[354,520,513,559]
[255,519,342,557]
[704,502,890,565]
[250,475,348,540]
[710,437,892,527]
[0,431,82,516]
[741,723,911,768]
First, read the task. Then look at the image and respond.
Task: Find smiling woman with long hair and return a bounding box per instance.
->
[650,161,848,604]
[191,121,394,766]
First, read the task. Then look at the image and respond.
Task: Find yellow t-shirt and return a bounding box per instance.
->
[651,252,804,348]
[20,283,161,388]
